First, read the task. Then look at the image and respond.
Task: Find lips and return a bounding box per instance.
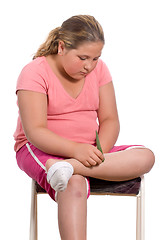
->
[80,71,88,76]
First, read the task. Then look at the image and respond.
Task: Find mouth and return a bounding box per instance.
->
[80,71,88,76]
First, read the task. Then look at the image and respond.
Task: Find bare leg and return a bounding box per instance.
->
[57,175,87,240]
[73,148,155,180]
[46,148,155,181]
[71,148,155,181]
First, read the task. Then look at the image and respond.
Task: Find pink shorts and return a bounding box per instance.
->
[16,143,144,201]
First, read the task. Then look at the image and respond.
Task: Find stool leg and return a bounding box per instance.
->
[136,176,145,240]
[29,180,38,240]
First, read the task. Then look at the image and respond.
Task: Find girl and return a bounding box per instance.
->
[14,15,155,240]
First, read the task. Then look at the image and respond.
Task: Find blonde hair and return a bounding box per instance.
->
[33,15,104,59]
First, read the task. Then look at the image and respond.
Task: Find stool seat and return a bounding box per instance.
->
[35,177,141,195]
[89,177,141,195]
[31,176,144,240]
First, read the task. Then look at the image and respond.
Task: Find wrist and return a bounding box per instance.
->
[67,141,79,159]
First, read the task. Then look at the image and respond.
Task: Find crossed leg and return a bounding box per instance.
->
[46,148,155,240]
[46,148,155,181]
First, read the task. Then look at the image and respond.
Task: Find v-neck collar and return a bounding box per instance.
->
[43,56,88,102]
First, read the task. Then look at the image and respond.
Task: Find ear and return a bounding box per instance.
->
[58,41,66,55]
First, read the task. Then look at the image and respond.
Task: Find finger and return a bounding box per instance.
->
[87,158,98,166]
[90,154,102,165]
[84,161,92,167]
[90,151,103,164]
[95,148,104,161]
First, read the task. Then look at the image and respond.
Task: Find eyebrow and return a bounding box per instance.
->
[79,54,101,59]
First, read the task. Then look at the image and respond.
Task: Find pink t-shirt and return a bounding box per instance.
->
[14,56,112,152]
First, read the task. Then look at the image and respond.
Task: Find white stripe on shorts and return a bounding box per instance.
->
[26,143,47,172]
[125,145,146,151]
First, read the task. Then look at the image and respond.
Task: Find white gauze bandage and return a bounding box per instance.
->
[47,162,74,192]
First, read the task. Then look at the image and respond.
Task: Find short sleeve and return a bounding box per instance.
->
[16,60,48,94]
[95,59,112,87]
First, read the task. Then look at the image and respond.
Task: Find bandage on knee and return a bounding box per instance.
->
[47,162,74,192]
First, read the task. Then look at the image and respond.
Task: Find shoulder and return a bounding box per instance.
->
[95,58,107,69]
[16,57,49,94]
[20,57,47,76]
[95,59,111,75]
[92,59,112,86]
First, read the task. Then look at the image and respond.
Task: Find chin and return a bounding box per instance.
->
[71,75,85,81]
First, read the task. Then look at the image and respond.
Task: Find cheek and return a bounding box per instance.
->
[64,59,83,73]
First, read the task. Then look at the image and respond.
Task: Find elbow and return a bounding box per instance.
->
[115,119,120,139]
[24,129,35,145]
[110,117,120,139]
[117,119,120,135]
[109,117,120,134]
[23,126,40,146]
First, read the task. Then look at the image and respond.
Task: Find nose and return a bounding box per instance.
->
[84,61,93,72]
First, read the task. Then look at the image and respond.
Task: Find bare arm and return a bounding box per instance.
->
[97,82,120,153]
[17,90,76,157]
[17,90,104,166]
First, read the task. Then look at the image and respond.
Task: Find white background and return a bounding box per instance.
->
[0,0,161,239]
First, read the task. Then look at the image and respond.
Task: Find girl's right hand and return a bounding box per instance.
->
[73,143,104,167]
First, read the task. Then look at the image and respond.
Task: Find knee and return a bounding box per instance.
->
[67,175,87,198]
[139,148,155,173]
[145,148,155,172]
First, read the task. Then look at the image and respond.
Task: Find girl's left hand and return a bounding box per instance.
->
[72,143,104,167]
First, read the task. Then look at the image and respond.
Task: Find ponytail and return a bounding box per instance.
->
[33,27,60,59]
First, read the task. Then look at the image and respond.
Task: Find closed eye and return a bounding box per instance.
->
[78,55,100,61]
[79,56,87,60]
[93,57,100,61]
[78,55,89,60]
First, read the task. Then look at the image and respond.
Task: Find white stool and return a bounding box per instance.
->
[29,176,145,240]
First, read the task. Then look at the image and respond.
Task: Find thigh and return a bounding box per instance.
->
[16,143,64,201]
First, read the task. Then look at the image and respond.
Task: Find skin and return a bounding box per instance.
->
[17,41,155,240]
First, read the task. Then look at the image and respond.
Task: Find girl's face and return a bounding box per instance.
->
[59,41,104,80]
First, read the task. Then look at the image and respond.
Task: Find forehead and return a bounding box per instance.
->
[67,41,104,56]
[76,41,104,53]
